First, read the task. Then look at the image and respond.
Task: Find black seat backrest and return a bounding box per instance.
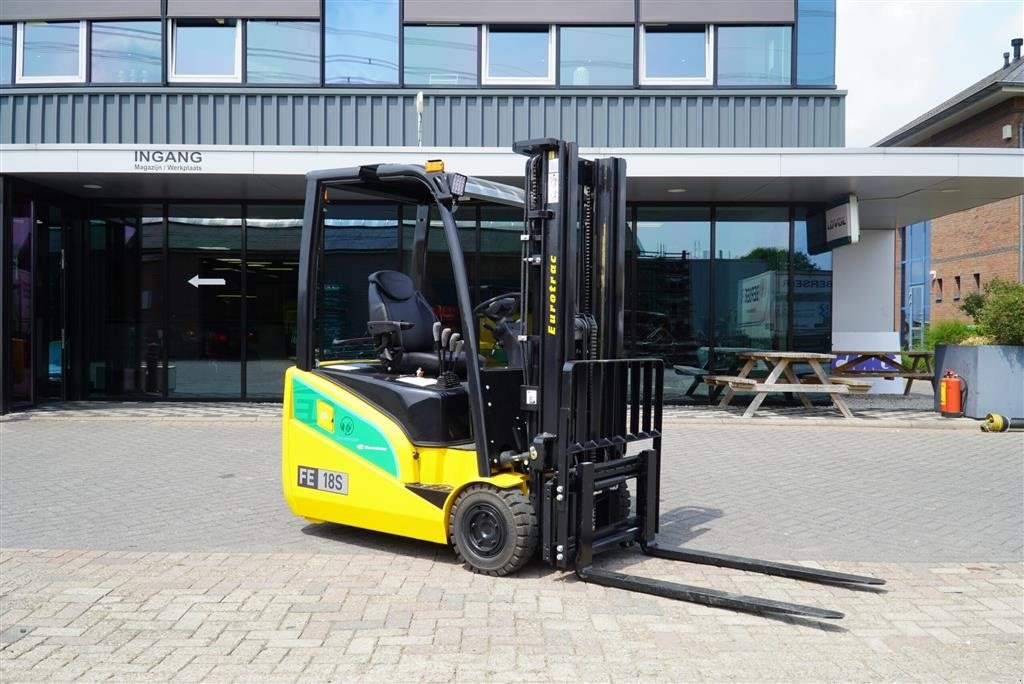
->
[367,270,437,352]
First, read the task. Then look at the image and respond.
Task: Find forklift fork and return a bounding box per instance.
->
[573,453,884,620]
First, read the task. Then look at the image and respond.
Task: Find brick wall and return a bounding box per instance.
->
[929,197,1021,322]
[914,95,1024,323]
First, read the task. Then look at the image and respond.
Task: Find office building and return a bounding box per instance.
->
[2,0,1021,410]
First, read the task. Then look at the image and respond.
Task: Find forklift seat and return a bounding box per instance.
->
[367,270,470,375]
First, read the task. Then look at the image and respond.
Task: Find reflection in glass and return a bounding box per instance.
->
[247,21,319,84]
[404,26,478,86]
[797,0,836,86]
[0,24,13,85]
[325,0,398,84]
[318,204,399,361]
[10,203,32,404]
[633,208,710,368]
[487,29,549,80]
[793,208,832,352]
[22,22,81,78]
[560,26,633,86]
[246,205,302,396]
[85,205,164,396]
[167,205,243,397]
[717,26,792,86]
[643,27,706,80]
[91,21,161,83]
[173,19,238,77]
[714,207,790,352]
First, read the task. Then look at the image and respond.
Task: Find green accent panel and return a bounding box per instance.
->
[292,377,400,478]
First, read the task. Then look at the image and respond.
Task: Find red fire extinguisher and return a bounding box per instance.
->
[939,369,964,418]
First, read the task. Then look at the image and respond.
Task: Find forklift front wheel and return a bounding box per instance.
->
[449,484,537,576]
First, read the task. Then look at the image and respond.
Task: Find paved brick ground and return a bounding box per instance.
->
[1,413,1022,681]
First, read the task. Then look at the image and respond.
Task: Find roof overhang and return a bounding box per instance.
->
[3,144,1021,229]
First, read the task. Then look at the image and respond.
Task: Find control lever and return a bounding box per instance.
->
[448,333,462,370]
[432,321,442,374]
[440,328,452,374]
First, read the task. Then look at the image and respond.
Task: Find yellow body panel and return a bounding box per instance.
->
[282,366,526,545]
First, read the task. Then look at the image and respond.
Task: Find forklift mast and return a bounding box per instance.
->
[512,139,661,570]
[510,140,883,617]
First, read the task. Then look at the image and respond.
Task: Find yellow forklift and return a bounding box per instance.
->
[282,139,883,619]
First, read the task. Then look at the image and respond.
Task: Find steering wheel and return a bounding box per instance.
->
[472,292,522,329]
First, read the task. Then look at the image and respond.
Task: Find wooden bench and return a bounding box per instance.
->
[830,371,933,381]
[800,376,873,392]
[830,351,935,395]
[705,374,859,394]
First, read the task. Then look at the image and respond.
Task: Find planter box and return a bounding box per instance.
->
[933,344,1024,419]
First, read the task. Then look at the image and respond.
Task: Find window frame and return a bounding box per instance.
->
[557,25,635,87]
[16,20,87,84]
[402,24,480,88]
[715,24,794,88]
[89,19,164,85]
[167,18,242,84]
[481,24,555,86]
[244,19,321,85]
[639,24,712,86]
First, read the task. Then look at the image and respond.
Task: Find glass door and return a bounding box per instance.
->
[37,206,68,401]
[166,204,243,398]
[9,201,33,406]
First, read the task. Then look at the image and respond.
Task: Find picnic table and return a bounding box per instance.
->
[703,351,871,419]
[672,347,761,401]
[831,350,934,395]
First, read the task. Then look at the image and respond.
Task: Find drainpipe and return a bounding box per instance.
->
[1019,120,1023,282]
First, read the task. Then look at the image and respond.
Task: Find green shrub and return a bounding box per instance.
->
[924,319,972,349]
[959,291,986,323]
[978,278,1024,346]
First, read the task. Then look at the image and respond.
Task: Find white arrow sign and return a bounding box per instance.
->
[188,275,226,288]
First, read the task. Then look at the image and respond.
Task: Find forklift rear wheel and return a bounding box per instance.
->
[449,484,537,576]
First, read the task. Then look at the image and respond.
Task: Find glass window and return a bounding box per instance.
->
[797,0,835,86]
[717,26,792,86]
[641,26,709,83]
[85,205,165,397]
[91,21,161,84]
[714,207,790,352]
[325,0,398,84]
[404,26,478,86]
[0,24,13,85]
[318,203,399,361]
[246,205,302,397]
[247,21,320,84]
[793,208,832,353]
[484,27,553,84]
[559,26,633,86]
[170,19,240,82]
[633,207,711,371]
[18,21,85,82]
[167,204,243,398]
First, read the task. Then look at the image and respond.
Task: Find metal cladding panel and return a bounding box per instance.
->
[1,0,162,21]
[403,0,634,24]
[167,0,319,18]
[0,89,844,147]
[639,0,795,23]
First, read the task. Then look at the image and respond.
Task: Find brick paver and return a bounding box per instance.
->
[1,412,1022,681]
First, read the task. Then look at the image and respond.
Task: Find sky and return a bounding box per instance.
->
[837,0,1024,146]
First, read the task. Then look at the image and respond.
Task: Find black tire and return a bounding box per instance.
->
[449,484,537,576]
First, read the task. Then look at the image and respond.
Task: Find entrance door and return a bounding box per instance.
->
[166,204,243,398]
[7,200,69,406]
